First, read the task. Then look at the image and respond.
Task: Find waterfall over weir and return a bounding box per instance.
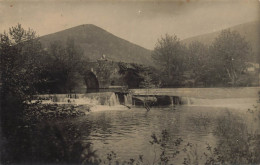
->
[124,94,133,106]
[77,92,121,106]
[107,93,120,106]
[36,92,131,107]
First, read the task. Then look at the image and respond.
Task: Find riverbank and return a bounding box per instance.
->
[25,102,131,121]
[24,104,89,121]
[29,92,131,120]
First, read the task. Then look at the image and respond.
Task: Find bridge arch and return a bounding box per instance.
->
[84,71,99,93]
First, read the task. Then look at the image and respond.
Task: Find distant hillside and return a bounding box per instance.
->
[39,24,152,65]
[182,21,260,63]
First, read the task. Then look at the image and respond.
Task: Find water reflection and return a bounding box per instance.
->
[66,106,237,164]
[3,103,259,164]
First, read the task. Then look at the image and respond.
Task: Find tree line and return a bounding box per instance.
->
[152,30,257,87]
[1,24,256,106]
[0,24,88,152]
[0,24,257,104]
[1,24,90,97]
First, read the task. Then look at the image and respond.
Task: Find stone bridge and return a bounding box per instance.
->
[78,60,125,93]
[73,58,147,93]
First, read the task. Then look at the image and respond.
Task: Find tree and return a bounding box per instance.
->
[64,38,85,93]
[0,23,44,103]
[152,34,186,86]
[139,72,156,89]
[0,24,46,163]
[186,41,211,86]
[42,38,85,93]
[118,63,145,88]
[210,29,251,86]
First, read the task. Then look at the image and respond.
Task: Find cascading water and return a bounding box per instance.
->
[124,95,127,105]
[116,94,120,105]
[37,92,132,108]
[108,93,120,106]
[124,94,132,106]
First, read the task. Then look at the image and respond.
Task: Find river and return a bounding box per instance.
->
[55,87,260,164]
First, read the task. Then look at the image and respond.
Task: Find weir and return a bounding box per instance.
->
[35,92,133,107]
[131,95,186,106]
[34,87,260,111]
[35,90,192,107]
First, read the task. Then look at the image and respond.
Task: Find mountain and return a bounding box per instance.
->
[39,24,152,65]
[182,21,260,62]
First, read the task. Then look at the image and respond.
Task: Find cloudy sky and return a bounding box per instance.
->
[0,0,259,49]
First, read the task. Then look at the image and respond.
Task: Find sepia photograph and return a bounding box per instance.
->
[0,0,260,164]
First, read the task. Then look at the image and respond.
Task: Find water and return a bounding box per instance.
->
[4,88,259,164]
[37,92,123,106]
[61,103,259,164]
[52,87,260,164]
[124,94,132,106]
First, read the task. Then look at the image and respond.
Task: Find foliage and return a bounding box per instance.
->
[186,41,211,86]
[216,111,260,164]
[182,143,200,165]
[0,24,46,144]
[152,34,187,87]
[209,29,251,86]
[0,24,45,102]
[183,109,260,165]
[0,24,95,165]
[152,30,255,87]
[118,62,143,88]
[149,129,183,165]
[1,122,99,164]
[139,73,157,89]
[40,38,86,93]
[118,62,159,88]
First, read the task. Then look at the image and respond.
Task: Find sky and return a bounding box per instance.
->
[0,0,259,49]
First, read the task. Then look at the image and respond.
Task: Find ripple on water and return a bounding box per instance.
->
[60,104,257,164]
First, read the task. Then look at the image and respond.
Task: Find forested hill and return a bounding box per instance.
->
[39,24,153,65]
[182,21,260,63]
